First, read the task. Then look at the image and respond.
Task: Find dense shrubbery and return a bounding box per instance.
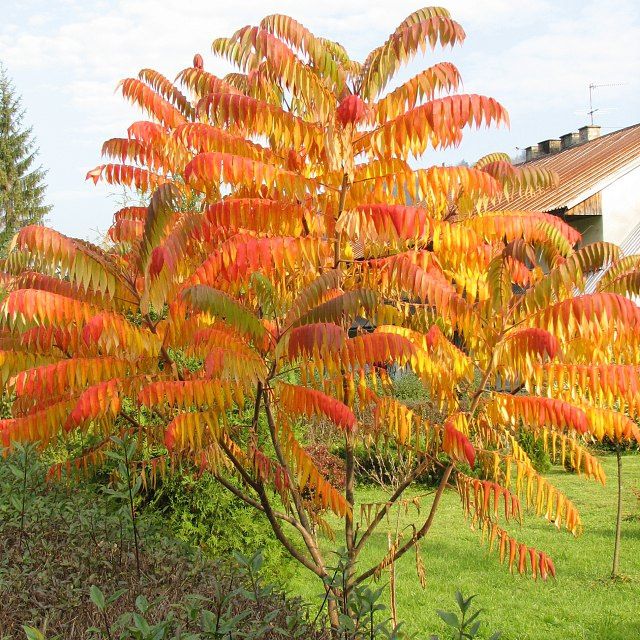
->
[144,470,293,581]
[0,447,325,639]
[517,432,551,474]
[391,371,431,407]
[1,445,507,639]
[329,372,452,489]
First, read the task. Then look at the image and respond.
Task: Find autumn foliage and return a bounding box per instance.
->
[2,6,640,618]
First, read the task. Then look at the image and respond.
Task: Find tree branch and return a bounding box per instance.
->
[217,433,324,578]
[214,473,300,529]
[354,463,454,586]
[254,477,326,578]
[354,454,435,554]
[119,411,143,431]
[263,391,329,575]
[218,436,259,491]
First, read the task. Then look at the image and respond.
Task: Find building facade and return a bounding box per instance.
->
[505,123,640,247]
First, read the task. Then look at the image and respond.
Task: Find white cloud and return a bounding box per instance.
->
[1,0,639,238]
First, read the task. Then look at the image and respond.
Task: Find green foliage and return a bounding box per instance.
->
[432,591,501,640]
[323,550,403,640]
[391,371,430,407]
[83,553,319,640]
[102,435,144,578]
[144,470,293,581]
[392,371,428,401]
[517,431,551,473]
[0,65,51,255]
[0,449,326,640]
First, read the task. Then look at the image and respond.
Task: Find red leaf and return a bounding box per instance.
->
[443,419,475,466]
[149,246,168,278]
[82,315,105,346]
[336,95,369,127]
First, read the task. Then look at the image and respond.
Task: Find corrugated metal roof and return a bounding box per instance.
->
[619,218,640,257]
[497,123,640,213]
[585,219,640,292]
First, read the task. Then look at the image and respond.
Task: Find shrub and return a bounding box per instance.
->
[332,440,418,490]
[517,432,551,474]
[0,450,322,639]
[392,371,430,405]
[144,471,293,581]
[305,444,346,488]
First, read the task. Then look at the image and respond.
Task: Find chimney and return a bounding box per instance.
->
[525,144,540,161]
[538,138,562,155]
[579,125,601,142]
[560,131,580,150]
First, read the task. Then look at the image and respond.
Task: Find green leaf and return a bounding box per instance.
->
[107,588,127,605]
[468,620,482,636]
[182,285,266,341]
[22,626,46,640]
[465,609,481,626]
[89,585,106,611]
[136,594,150,613]
[132,612,151,633]
[338,613,356,631]
[436,610,459,629]
[8,463,23,478]
[251,272,277,316]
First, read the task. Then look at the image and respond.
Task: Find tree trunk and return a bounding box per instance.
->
[611,446,623,579]
[344,435,356,592]
[327,597,340,633]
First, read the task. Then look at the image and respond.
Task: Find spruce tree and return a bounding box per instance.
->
[0,64,51,255]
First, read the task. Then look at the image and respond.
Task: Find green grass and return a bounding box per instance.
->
[289,453,640,639]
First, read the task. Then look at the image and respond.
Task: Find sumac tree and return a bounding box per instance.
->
[2,6,640,627]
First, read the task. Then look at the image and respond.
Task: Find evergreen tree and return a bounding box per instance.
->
[0,64,51,255]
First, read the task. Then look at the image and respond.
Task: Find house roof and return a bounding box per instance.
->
[585,219,640,293]
[500,123,640,213]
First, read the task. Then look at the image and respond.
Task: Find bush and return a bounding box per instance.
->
[591,436,639,454]
[0,448,319,639]
[517,432,551,473]
[332,441,455,490]
[305,444,346,488]
[143,470,294,582]
[325,371,449,490]
[331,440,414,489]
[392,370,430,405]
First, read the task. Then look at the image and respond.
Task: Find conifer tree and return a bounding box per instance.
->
[0,65,51,255]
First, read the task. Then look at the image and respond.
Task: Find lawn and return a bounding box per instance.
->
[289,453,640,640]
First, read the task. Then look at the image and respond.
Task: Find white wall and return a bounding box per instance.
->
[601,165,640,244]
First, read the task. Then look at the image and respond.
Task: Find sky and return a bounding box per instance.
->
[1,0,639,241]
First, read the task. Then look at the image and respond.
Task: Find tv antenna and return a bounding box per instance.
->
[588,82,625,125]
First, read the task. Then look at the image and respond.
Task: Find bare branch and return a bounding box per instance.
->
[354,454,436,554]
[354,463,454,586]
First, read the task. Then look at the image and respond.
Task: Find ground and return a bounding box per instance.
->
[289,453,640,640]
